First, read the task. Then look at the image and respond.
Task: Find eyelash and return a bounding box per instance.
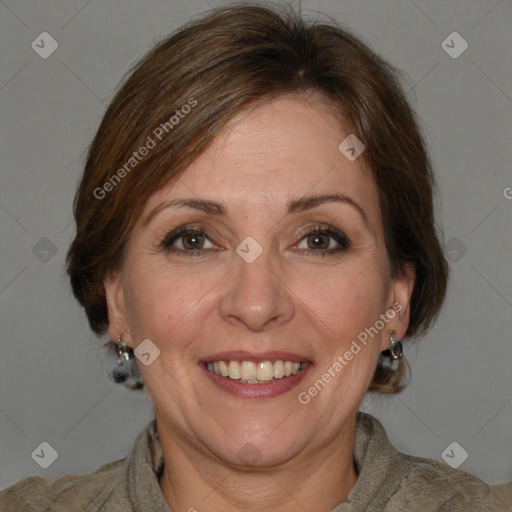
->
[159,224,350,258]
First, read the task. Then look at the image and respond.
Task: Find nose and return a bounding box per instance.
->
[219,241,295,332]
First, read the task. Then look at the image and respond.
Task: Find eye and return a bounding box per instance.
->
[295,225,350,256]
[160,227,215,256]
[159,224,350,258]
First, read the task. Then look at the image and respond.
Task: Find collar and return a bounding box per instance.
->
[128,416,171,512]
[127,411,405,512]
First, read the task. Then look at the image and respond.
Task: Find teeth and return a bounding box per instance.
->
[241,361,257,380]
[274,360,285,378]
[218,360,229,377]
[206,360,307,382]
[228,360,241,380]
[257,361,274,381]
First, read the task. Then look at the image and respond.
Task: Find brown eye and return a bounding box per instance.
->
[160,228,214,256]
[297,226,350,256]
[306,232,331,250]
[181,232,205,250]
[159,224,349,258]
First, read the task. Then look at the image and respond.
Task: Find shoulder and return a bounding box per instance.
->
[354,412,512,511]
[0,458,127,512]
[388,451,512,511]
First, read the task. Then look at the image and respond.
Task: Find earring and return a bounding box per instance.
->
[389,330,403,360]
[109,335,144,390]
[116,337,131,365]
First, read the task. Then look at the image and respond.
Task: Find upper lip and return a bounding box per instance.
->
[199,350,312,364]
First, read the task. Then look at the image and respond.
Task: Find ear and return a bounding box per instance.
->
[104,268,132,347]
[380,263,416,352]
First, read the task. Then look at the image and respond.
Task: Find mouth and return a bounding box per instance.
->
[204,359,309,383]
[199,352,313,399]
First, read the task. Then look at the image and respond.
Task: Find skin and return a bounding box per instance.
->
[104,93,415,512]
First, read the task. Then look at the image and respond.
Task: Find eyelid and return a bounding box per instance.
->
[159,221,350,255]
[293,221,340,238]
[160,224,215,247]
[294,224,350,251]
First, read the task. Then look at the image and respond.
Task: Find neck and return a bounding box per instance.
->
[156,411,359,512]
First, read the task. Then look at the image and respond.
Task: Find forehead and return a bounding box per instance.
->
[141,95,380,224]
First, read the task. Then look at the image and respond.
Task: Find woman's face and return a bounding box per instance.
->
[105,95,414,467]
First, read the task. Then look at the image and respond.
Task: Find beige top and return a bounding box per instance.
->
[1,412,511,511]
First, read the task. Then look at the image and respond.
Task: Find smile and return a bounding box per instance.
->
[199,350,313,398]
[205,360,309,383]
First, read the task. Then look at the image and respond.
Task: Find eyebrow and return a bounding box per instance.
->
[142,193,371,229]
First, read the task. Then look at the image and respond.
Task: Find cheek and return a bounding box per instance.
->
[303,270,386,399]
[294,263,388,342]
[122,260,175,336]
[123,259,212,343]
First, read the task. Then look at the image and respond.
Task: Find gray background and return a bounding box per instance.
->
[1,0,511,491]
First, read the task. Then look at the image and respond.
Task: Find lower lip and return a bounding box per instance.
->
[200,363,312,399]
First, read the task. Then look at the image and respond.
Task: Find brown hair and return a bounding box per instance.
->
[66,2,449,393]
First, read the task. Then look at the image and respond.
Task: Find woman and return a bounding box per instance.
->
[1,3,511,511]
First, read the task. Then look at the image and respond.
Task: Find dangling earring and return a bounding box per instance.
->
[389,330,403,360]
[109,335,144,390]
